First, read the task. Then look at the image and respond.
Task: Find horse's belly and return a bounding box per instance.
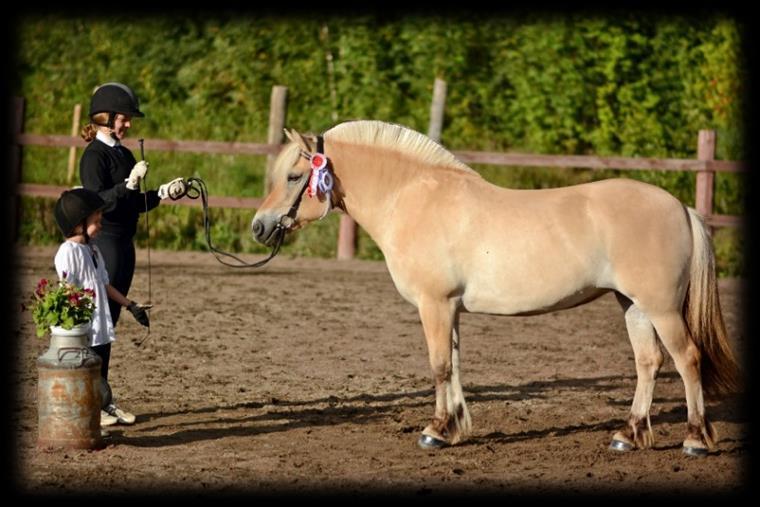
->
[468,286,610,315]
[455,218,615,315]
[460,277,609,316]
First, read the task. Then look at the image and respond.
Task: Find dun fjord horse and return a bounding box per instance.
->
[252,120,740,455]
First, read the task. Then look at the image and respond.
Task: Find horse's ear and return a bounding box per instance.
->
[286,128,313,152]
[305,134,319,148]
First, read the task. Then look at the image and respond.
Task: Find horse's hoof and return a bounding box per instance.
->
[682,445,709,457]
[418,434,449,450]
[609,439,634,452]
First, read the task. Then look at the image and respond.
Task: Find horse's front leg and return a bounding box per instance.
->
[417,297,470,449]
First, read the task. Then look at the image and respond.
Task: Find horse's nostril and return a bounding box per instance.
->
[252,219,264,239]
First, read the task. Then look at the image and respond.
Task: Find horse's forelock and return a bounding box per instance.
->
[274,141,303,178]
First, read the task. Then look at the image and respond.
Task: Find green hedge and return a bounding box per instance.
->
[14,13,746,275]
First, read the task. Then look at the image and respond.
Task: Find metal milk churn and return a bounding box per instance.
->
[37,323,103,450]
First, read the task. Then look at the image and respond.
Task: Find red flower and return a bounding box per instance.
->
[35,278,49,298]
[27,277,96,338]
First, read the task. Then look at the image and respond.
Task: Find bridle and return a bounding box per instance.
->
[290,135,336,223]
[175,135,335,269]
[133,135,334,347]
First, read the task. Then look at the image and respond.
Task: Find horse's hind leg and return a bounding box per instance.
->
[648,311,716,456]
[417,297,471,449]
[610,294,663,452]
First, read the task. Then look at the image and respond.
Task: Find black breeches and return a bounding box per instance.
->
[92,231,135,326]
[92,343,112,407]
[91,342,111,381]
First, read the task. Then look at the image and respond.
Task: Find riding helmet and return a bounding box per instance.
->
[54,188,113,237]
[88,82,145,121]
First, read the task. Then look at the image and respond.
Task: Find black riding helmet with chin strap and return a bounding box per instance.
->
[54,188,114,239]
[89,82,145,129]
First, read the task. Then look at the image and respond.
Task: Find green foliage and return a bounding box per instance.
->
[19,196,63,245]
[13,13,746,273]
[26,277,96,338]
[713,227,744,278]
[15,14,746,156]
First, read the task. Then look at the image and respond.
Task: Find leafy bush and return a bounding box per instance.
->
[13,13,746,274]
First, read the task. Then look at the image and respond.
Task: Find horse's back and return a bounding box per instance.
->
[580,177,687,222]
[451,178,691,315]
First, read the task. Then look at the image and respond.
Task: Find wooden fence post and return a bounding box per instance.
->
[428,78,447,143]
[10,96,25,242]
[695,129,716,229]
[66,103,82,184]
[265,85,288,195]
[336,214,356,260]
[320,24,357,260]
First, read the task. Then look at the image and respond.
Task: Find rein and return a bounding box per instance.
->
[143,135,329,270]
[184,135,329,268]
[134,140,320,347]
[134,175,292,347]
[183,176,290,268]
[135,137,328,345]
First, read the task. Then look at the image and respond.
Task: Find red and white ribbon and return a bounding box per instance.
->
[307,153,333,198]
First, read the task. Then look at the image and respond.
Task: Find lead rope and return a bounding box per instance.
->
[184,177,287,268]
[132,158,303,346]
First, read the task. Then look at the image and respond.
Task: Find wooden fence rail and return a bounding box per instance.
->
[11,91,745,259]
[451,150,743,173]
[16,133,280,156]
[13,132,745,227]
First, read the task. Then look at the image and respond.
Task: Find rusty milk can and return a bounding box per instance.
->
[37,323,103,450]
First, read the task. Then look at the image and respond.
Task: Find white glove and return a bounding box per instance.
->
[158,177,188,200]
[125,161,149,190]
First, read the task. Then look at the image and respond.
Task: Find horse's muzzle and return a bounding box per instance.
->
[252,215,292,246]
[251,219,265,241]
[251,217,277,246]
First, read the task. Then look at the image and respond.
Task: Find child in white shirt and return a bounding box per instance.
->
[53,188,151,427]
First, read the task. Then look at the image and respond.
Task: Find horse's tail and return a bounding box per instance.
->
[684,207,742,397]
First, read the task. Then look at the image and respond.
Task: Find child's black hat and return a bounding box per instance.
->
[54,188,113,237]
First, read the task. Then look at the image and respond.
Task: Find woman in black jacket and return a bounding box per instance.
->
[80,82,185,427]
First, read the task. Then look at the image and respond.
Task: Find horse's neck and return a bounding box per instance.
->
[329,143,422,249]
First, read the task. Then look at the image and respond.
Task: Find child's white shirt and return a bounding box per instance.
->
[54,240,116,347]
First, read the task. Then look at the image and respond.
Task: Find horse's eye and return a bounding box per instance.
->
[287,173,302,182]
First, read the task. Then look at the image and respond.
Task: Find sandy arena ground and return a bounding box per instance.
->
[10,245,749,497]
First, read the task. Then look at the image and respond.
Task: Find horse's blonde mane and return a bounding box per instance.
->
[324,120,477,175]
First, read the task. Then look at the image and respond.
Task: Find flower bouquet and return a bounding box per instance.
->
[24,273,96,338]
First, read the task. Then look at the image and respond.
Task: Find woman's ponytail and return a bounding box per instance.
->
[80,112,110,142]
